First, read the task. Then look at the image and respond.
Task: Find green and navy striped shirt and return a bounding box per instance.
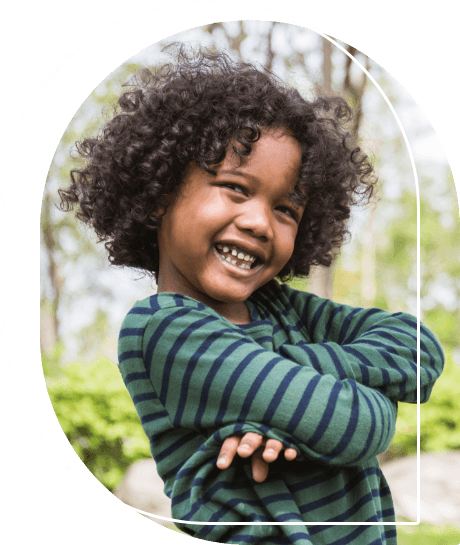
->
[118,280,444,544]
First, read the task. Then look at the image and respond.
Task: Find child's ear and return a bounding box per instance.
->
[151,194,175,218]
[151,205,166,218]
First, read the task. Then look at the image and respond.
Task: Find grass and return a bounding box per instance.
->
[397,522,460,545]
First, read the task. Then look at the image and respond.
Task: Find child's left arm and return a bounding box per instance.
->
[282,288,445,403]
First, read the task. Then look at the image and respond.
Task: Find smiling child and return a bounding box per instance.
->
[59,44,444,544]
[156,129,303,323]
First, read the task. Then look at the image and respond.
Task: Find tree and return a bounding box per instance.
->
[40,60,150,362]
[309,39,372,299]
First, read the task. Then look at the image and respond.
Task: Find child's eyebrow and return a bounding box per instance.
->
[218,169,302,205]
[218,169,252,180]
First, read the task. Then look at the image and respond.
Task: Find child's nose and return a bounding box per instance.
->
[235,201,274,240]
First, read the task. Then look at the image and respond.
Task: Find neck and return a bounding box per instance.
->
[157,277,251,325]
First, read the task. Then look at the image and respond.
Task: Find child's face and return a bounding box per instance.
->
[156,128,304,319]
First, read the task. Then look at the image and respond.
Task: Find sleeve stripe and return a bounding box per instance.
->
[119,327,145,338]
[307,381,344,448]
[154,431,198,463]
[118,350,143,364]
[286,374,321,434]
[132,392,157,403]
[336,307,361,344]
[174,328,240,426]
[123,370,149,384]
[193,339,251,429]
[159,313,220,402]
[141,410,169,425]
[343,308,381,345]
[239,359,280,421]
[262,366,302,423]
[215,350,282,425]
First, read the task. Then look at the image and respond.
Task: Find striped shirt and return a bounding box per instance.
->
[118,280,444,544]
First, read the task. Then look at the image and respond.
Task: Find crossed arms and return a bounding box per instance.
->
[136,290,443,475]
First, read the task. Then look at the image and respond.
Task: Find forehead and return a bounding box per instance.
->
[217,129,302,187]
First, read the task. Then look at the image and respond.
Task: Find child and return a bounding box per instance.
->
[59,44,444,544]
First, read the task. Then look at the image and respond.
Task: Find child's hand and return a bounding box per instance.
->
[216,433,297,483]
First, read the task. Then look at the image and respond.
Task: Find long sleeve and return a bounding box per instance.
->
[270,282,445,403]
[135,295,397,467]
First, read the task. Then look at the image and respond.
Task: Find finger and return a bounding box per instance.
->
[217,436,241,469]
[237,433,264,458]
[262,439,284,463]
[284,448,298,461]
[251,448,269,483]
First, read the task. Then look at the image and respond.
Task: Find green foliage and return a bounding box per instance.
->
[376,175,459,329]
[397,522,460,545]
[46,356,150,491]
[41,341,66,378]
[387,347,460,458]
[419,351,460,452]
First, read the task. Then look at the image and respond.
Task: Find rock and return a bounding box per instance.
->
[113,459,172,525]
[381,451,460,526]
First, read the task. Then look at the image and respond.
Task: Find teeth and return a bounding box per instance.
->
[219,252,251,270]
[215,243,259,270]
[217,245,257,261]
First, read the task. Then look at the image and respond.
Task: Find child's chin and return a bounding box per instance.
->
[215,292,248,304]
[208,286,252,305]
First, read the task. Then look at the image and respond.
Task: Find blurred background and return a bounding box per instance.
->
[41,21,460,543]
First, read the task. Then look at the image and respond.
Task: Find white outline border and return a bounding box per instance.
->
[0,0,421,526]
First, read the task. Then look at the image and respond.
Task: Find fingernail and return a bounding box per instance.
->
[239,443,250,451]
[217,456,226,466]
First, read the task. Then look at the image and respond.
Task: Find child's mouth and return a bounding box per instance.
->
[214,244,262,270]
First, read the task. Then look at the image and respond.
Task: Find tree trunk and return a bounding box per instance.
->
[308,37,335,299]
[341,48,376,303]
[41,191,63,353]
[361,205,377,306]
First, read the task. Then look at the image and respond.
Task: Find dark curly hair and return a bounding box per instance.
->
[59,43,377,281]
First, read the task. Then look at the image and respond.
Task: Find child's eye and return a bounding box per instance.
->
[222,183,246,195]
[277,206,298,221]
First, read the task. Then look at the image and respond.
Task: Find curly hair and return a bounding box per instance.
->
[59,43,377,281]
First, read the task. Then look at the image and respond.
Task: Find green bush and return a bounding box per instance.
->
[397,522,460,545]
[45,356,151,491]
[388,346,460,458]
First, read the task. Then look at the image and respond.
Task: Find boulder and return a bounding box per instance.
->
[381,451,460,526]
[113,459,172,524]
